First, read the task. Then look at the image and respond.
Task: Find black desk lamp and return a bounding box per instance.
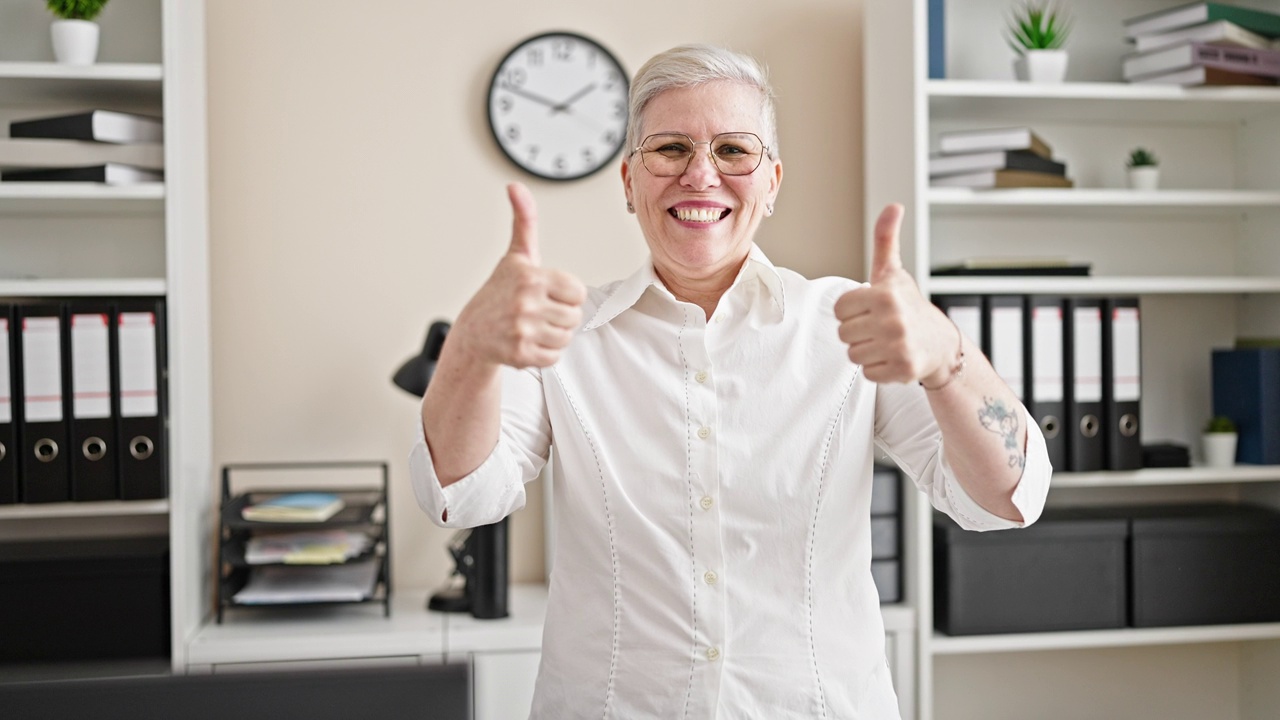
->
[393,321,509,619]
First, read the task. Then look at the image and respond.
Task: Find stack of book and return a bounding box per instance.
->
[1,109,164,185]
[929,127,1072,189]
[1122,2,1280,86]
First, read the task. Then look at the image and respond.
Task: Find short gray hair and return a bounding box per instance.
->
[626,44,779,160]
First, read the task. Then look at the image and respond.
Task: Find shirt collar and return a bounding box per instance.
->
[583,244,786,331]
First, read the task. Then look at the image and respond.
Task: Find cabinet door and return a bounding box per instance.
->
[472,650,540,720]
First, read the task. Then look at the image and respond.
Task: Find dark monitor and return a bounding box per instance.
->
[0,662,469,720]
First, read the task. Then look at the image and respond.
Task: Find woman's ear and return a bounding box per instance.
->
[621,157,635,212]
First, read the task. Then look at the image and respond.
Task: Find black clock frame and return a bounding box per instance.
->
[486,31,631,182]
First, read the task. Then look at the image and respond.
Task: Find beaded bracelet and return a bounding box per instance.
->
[919,319,966,392]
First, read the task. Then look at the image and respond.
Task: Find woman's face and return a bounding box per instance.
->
[622,80,783,289]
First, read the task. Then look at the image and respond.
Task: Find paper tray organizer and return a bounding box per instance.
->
[217,460,392,623]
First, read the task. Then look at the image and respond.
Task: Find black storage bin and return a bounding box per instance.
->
[1130,503,1280,627]
[934,509,1128,635]
[0,536,170,663]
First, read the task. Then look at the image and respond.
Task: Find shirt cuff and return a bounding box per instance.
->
[942,405,1051,531]
[407,412,527,529]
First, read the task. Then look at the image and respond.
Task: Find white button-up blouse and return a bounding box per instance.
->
[410,245,1051,719]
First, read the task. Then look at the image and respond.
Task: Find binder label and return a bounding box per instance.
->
[990,306,1024,400]
[1032,306,1063,402]
[119,313,159,418]
[947,306,982,349]
[1114,307,1141,402]
[22,317,63,423]
[1074,307,1103,403]
[0,319,9,424]
[72,313,112,419]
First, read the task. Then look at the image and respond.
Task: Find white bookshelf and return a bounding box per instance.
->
[866,1,1280,718]
[0,0,211,673]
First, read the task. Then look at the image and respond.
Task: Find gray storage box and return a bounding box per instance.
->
[1130,503,1280,627]
[933,509,1128,635]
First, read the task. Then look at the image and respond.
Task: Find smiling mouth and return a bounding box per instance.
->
[671,207,731,223]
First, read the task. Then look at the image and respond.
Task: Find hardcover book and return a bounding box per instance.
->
[1124,2,1280,40]
[1,163,163,185]
[938,128,1053,158]
[1134,19,1280,53]
[9,110,164,145]
[929,150,1065,178]
[1124,41,1280,80]
[930,168,1074,189]
[1131,64,1278,85]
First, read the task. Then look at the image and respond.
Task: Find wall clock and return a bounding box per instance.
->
[487,32,630,181]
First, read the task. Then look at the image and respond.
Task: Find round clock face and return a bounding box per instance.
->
[487,32,630,181]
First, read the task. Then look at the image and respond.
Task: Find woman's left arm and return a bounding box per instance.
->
[837,204,1033,522]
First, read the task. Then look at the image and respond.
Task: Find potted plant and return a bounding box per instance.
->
[1007,1,1071,83]
[47,0,109,65]
[1201,415,1238,468]
[1127,148,1160,190]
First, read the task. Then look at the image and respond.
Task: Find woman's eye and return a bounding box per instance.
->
[717,145,747,156]
[657,144,690,155]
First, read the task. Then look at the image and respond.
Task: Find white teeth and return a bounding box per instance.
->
[674,207,724,223]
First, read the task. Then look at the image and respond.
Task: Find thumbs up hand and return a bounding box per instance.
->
[453,183,587,369]
[834,204,957,385]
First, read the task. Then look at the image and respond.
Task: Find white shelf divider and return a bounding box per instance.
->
[0,500,169,520]
[932,622,1280,655]
[926,276,1280,296]
[0,279,166,297]
[929,188,1280,212]
[1052,465,1280,489]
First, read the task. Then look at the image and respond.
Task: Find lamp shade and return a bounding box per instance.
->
[393,320,451,397]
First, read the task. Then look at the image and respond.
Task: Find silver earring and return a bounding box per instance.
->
[766,204,774,216]
[627,201,635,213]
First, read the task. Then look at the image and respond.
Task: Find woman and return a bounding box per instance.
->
[411,44,1050,719]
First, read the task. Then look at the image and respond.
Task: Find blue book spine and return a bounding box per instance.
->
[1212,348,1280,464]
[929,0,946,79]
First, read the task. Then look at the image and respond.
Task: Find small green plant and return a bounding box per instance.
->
[46,0,109,21]
[1127,147,1159,168]
[1007,1,1071,55]
[1204,415,1237,433]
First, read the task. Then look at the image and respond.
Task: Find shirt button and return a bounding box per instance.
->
[706,647,721,661]
[715,314,726,324]
[697,426,711,440]
[700,496,714,510]
[704,571,718,585]
[695,370,708,384]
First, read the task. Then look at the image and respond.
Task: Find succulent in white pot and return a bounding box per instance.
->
[1201,415,1238,468]
[1008,1,1071,83]
[48,0,110,65]
[1126,147,1160,190]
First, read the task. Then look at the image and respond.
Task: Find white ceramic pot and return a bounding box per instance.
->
[1013,49,1069,83]
[1127,166,1160,190]
[51,19,100,65]
[1202,432,1238,468]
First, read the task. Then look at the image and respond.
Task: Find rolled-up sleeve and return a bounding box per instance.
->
[874,382,1051,532]
[408,365,551,529]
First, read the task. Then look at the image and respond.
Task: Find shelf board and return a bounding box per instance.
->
[926,276,1280,296]
[929,188,1280,215]
[0,278,166,296]
[932,622,1280,655]
[1052,465,1280,488]
[928,80,1280,123]
[0,183,164,215]
[0,62,162,105]
[0,499,169,520]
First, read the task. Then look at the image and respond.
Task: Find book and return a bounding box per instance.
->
[929,150,1065,178]
[0,139,164,171]
[938,128,1053,158]
[930,168,1074,189]
[245,530,373,565]
[929,0,946,79]
[1134,19,1280,53]
[9,110,164,144]
[232,557,380,604]
[1124,42,1280,80]
[240,492,345,522]
[931,258,1091,276]
[1124,2,1280,40]
[0,163,164,184]
[1131,64,1278,85]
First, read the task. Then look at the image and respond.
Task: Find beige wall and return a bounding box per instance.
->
[206,0,865,590]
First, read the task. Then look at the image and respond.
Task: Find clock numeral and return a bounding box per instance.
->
[554,156,568,173]
[614,102,626,119]
[499,96,513,113]
[587,50,597,68]
[603,130,618,146]
[553,39,574,61]
[527,48,544,66]
[506,125,520,142]
[603,70,621,90]
[499,68,527,88]
[527,145,540,161]
[582,148,595,166]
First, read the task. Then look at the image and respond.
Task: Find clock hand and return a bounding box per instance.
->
[500,84,560,110]
[551,83,598,114]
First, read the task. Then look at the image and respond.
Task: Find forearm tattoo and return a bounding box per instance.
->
[977,396,1026,470]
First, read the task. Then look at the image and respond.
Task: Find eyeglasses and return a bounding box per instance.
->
[633,132,769,177]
